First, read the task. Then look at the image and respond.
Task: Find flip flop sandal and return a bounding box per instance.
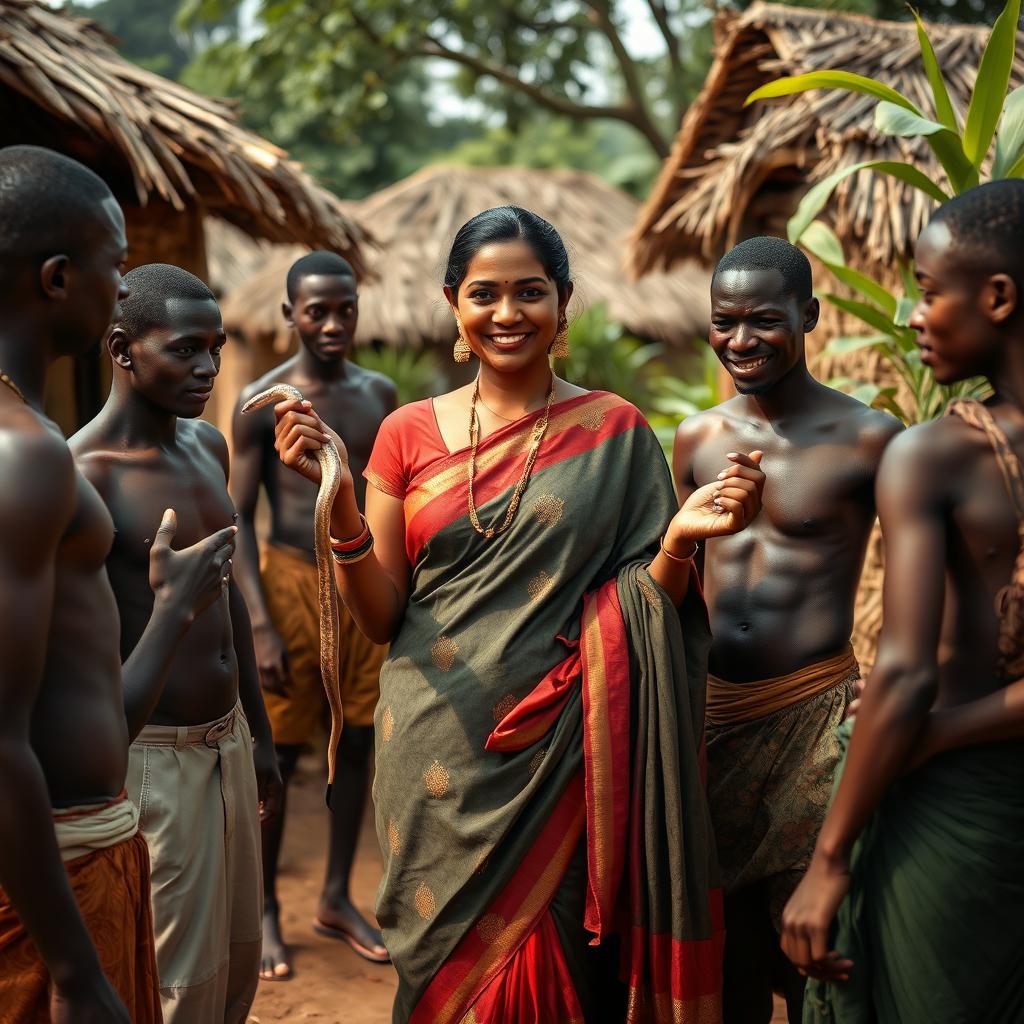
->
[258,958,293,982]
[313,918,392,964]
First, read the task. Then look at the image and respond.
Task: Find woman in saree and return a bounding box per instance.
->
[269,206,765,1023]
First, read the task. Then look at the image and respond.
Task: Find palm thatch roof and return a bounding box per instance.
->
[629,2,1024,277]
[221,163,711,353]
[0,0,370,272]
[204,218,280,298]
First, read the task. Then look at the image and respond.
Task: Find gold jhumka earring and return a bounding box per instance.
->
[453,313,472,363]
[550,314,569,359]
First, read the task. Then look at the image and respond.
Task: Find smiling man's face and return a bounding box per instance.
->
[709,266,816,395]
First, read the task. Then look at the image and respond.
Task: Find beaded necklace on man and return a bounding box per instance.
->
[467,372,556,539]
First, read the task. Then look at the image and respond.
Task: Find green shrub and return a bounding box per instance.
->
[352,345,443,406]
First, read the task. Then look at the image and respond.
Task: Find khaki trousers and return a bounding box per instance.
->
[128,702,262,1024]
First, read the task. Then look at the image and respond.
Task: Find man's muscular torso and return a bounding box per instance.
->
[240,357,394,555]
[72,419,238,725]
[676,387,901,682]
[15,412,128,806]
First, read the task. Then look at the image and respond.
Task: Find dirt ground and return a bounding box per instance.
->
[247,753,397,1024]
[247,753,786,1023]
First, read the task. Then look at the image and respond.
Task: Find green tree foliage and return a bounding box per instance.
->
[179,0,713,162]
[68,0,240,78]
[747,0,1023,422]
[183,51,479,199]
[559,304,664,408]
[68,0,197,77]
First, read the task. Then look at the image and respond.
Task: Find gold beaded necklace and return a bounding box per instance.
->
[467,373,556,539]
[0,372,26,404]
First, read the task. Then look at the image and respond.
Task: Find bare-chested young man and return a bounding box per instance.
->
[231,251,397,977]
[71,263,283,1024]
[782,181,1024,1023]
[673,236,902,1023]
[0,148,236,1024]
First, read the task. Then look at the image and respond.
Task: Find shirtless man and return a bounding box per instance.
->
[0,148,235,1023]
[71,263,282,1023]
[231,251,397,977]
[673,236,902,1023]
[782,181,1024,1022]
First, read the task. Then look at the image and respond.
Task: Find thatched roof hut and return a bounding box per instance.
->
[0,0,371,431]
[628,2,1023,280]
[220,164,712,358]
[204,218,280,299]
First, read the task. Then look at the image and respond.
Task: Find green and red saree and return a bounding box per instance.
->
[365,391,723,1023]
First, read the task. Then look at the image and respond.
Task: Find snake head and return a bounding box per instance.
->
[241,383,306,415]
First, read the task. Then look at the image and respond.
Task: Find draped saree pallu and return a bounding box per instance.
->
[365,392,724,1024]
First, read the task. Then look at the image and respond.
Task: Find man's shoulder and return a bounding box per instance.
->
[171,420,230,485]
[814,386,903,452]
[348,360,393,389]
[0,414,75,523]
[845,397,903,452]
[0,413,72,473]
[876,416,977,505]
[888,412,979,466]
[674,403,733,448]
[183,417,229,468]
[237,358,301,407]
[341,361,399,411]
[68,414,112,461]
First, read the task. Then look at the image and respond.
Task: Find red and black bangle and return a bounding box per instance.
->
[330,515,374,564]
[330,515,370,552]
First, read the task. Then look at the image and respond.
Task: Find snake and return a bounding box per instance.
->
[242,384,343,802]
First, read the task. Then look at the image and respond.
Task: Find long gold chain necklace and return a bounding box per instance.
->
[467,373,556,539]
[0,372,26,404]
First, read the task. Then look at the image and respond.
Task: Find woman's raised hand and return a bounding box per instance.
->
[671,451,765,544]
[273,399,353,492]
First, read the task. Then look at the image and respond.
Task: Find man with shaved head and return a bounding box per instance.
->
[232,251,397,978]
[673,236,902,1022]
[72,262,282,1023]
[0,148,234,1022]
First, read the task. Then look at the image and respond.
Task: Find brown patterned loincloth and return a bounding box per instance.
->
[705,648,859,927]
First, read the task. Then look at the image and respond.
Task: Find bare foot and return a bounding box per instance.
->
[314,897,390,963]
[260,901,292,981]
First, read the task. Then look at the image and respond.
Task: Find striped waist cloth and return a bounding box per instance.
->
[706,646,859,726]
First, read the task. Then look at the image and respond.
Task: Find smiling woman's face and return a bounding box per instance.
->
[449,240,564,374]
